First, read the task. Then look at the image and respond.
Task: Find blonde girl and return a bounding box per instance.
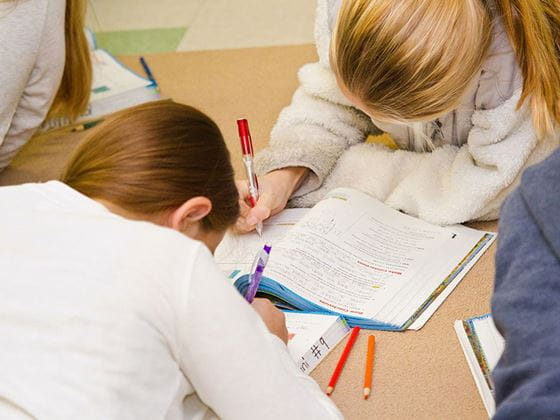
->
[0,0,91,171]
[238,0,560,229]
[0,102,341,419]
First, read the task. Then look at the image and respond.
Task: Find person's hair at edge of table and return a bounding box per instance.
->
[60,101,240,241]
[332,0,560,149]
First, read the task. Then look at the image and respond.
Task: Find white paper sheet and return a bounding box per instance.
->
[265,189,453,319]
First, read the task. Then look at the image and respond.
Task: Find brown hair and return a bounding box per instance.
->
[61,102,240,231]
[333,0,560,139]
[48,0,92,120]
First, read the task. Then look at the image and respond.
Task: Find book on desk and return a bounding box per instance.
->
[216,187,496,331]
[455,314,505,417]
[285,311,350,374]
[40,32,161,133]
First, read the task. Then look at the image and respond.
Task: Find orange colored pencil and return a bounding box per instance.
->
[326,326,360,395]
[363,335,376,399]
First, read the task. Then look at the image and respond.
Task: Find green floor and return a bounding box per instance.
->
[94,27,188,55]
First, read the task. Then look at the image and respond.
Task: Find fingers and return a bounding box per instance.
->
[234,189,276,233]
[246,202,272,227]
[251,298,288,344]
[235,180,249,199]
[234,172,291,233]
[236,197,273,233]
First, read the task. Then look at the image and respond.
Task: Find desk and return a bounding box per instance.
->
[0,45,495,419]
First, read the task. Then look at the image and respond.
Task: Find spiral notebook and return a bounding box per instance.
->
[216,188,495,331]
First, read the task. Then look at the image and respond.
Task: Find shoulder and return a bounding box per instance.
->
[0,1,42,68]
[519,148,560,230]
[502,149,560,221]
[521,147,560,187]
[0,0,51,40]
[500,149,560,258]
[0,0,64,71]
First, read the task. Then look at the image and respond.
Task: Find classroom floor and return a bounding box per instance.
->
[86,0,316,55]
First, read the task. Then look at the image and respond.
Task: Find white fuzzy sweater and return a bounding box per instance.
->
[255,0,559,225]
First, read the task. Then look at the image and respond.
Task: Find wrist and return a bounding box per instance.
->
[271,167,309,196]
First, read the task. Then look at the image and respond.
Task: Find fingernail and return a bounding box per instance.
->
[247,216,258,226]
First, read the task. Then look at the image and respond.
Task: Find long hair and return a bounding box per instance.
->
[496,0,560,137]
[333,0,560,139]
[48,0,92,120]
[61,102,240,232]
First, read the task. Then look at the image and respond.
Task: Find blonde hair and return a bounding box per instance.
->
[48,0,92,120]
[61,102,240,231]
[333,0,560,139]
[496,0,560,137]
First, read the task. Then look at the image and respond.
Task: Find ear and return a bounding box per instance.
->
[168,197,212,233]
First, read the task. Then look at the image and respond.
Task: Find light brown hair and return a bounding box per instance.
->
[48,0,92,120]
[333,0,560,138]
[61,102,240,232]
[496,0,560,137]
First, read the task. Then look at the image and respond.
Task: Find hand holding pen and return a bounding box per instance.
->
[237,119,264,237]
[235,169,308,234]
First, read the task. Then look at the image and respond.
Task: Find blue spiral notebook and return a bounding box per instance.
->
[217,188,496,331]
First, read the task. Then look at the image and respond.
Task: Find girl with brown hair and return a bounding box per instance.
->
[0,102,342,419]
[238,0,560,229]
[0,0,91,171]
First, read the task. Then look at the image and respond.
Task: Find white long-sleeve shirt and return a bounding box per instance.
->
[0,181,342,420]
[0,0,65,171]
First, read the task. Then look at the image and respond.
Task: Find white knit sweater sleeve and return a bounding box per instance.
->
[254,0,378,196]
[290,91,559,225]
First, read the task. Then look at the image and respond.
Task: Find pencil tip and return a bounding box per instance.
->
[363,388,371,399]
[326,386,334,395]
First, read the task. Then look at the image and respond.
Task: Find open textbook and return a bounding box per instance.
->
[285,312,350,374]
[216,188,496,331]
[41,35,160,132]
[455,314,505,418]
[215,208,309,274]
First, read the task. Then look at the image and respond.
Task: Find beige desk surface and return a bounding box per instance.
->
[0,45,496,420]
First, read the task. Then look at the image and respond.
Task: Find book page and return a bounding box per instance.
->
[265,189,453,319]
[214,209,309,273]
[406,229,495,329]
[90,50,153,102]
[379,226,492,328]
[472,315,505,373]
[39,50,159,131]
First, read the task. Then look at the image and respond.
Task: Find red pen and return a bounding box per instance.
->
[237,118,263,236]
